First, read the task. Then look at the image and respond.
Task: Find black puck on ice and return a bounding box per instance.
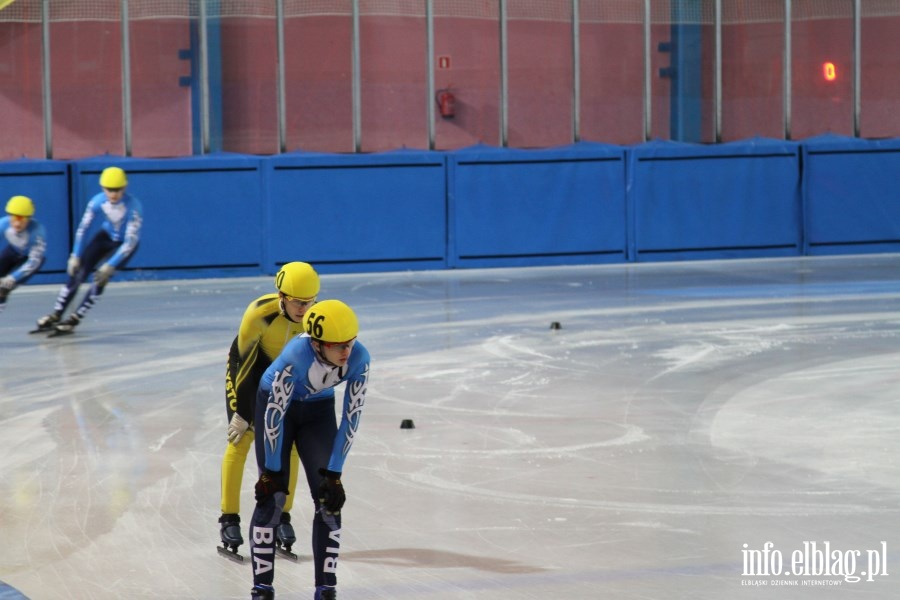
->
[550,321,561,330]
[400,419,416,429]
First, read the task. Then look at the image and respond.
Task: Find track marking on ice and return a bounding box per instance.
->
[356,424,648,460]
[149,430,181,452]
[387,467,879,517]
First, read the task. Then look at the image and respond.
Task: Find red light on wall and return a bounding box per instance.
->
[823,62,837,82]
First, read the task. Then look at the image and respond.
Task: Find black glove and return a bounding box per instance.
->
[317,468,345,514]
[255,470,288,503]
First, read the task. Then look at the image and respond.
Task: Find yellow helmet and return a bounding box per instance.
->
[303,300,359,343]
[100,166,128,189]
[275,262,320,299]
[6,195,35,217]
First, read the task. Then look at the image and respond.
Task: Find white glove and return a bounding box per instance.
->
[94,263,115,286]
[0,275,14,290]
[227,413,250,445]
[67,255,81,277]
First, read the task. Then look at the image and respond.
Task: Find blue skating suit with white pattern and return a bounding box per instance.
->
[259,333,370,474]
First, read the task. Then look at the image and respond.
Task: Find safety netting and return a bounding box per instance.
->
[1,0,897,23]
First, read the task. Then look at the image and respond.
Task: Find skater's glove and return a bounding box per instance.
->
[317,468,345,514]
[67,255,80,277]
[0,275,15,290]
[94,263,115,286]
[227,413,250,445]
[255,470,287,503]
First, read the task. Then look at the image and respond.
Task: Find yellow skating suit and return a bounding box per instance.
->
[221,294,302,516]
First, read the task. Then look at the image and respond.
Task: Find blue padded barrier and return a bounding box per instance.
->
[71,154,265,281]
[447,142,627,268]
[801,134,900,255]
[12,136,900,285]
[264,149,447,274]
[628,138,802,261]
[0,159,70,284]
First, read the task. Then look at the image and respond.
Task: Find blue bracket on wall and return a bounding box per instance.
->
[658,0,702,143]
[177,49,192,87]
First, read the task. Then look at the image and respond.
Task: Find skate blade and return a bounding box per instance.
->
[275,547,299,561]
[47,329,75,338]
[217,546,245,563]
[29,327,55,334]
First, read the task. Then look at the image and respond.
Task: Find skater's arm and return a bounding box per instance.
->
[261,363,294,472]
[71,199,98,258]
[327,349,370,473]
[233,299,277,423]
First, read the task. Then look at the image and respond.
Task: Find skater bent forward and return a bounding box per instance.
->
[35,166,142,335]
[249,299,370,600]
[0,196,47,313]
[219,261,320,559]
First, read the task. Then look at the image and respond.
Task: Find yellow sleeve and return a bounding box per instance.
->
[232,295,281,421]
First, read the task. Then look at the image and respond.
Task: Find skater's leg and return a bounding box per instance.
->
[249,396,284,587]
[0,249,38,311]
[67,237,124,322]
[0,247,18,276]
[312,507,341,588]
[62,234,138,327]
[220,347,254,553]
[46,267,85,319]
[45,233,114,330]
[284,446,301,513]
[249,387,297,590]
[295,399,339,589]
[249,490,286,587]
[275,446,302,551]
[221,432,253,515]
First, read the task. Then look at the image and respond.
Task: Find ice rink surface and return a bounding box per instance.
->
[1,254,899,599]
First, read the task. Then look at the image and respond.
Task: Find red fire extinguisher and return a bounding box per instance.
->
[436,87,456,119]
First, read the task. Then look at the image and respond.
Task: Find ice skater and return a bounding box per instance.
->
[249,299,370,600]
[34,166,143,335]
[0,196,47,313]
[219,261,321,561]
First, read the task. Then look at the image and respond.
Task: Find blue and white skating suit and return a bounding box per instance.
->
[0,216,48,283]
[259,333,371,474]
[72,192,143,268]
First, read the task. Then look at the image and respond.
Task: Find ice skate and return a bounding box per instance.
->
[30,311,60,334]
[251,584,275,599]
[217,513,245,562]
[314,586,336,600]
[49,314,81,337]
[275,512,298,561]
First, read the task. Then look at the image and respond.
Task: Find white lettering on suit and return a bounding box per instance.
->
[252,526,275,575]
[324,528,342,573]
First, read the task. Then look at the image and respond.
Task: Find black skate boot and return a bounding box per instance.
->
[217,513,244,562]
[31,311,61,333]
[314,586,336,600]
[251,584,275,599]
[275,512,298,560]
[50,314,81,337]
